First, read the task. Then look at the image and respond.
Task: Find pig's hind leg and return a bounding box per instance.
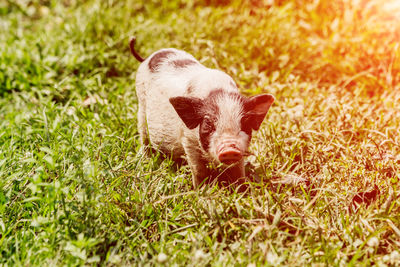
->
[135,75,150,147]
[137,103,149,146]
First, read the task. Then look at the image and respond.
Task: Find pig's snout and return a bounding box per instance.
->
[217,142,243,164]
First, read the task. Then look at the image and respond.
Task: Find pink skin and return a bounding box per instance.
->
[216,140,243,165]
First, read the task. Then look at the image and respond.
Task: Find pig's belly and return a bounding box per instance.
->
[145,103,185,158]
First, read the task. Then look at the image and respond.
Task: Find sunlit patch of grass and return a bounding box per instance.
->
[1,0,400,265]
[292,0,400,95]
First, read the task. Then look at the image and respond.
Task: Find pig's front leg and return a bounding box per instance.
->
[219,159,245,182]
[186,153,212,188]
[217,159,248,191]
[183,142,247,189]
[184,146,212,187]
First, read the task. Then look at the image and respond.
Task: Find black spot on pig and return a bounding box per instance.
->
[172,59,197,68]
[199,113,218,151]
[148,50,175,72]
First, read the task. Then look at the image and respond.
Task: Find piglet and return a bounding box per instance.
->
[130,38,274,189]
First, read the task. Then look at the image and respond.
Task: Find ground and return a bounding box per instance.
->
[1,0,400,265]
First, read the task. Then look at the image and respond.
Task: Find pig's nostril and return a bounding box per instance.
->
[218,149,243,164]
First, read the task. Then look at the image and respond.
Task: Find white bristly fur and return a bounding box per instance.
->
[208,94,249,160]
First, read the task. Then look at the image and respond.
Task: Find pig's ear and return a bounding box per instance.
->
[244,94,274,130]
[169,96,203,129]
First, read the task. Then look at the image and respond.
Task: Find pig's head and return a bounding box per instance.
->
[169,89,274,165]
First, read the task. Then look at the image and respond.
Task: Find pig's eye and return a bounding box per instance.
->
[202,116,215,133]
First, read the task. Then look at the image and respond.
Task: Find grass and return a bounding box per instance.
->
[1,0,400,265]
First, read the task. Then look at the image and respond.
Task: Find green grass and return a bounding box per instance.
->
[1,0,400,265]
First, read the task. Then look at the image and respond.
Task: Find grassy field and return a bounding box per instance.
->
[1,0,400,265]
